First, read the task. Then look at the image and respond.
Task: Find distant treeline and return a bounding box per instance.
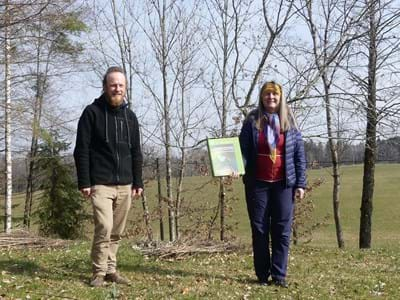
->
[304,136,400,168]
[3,136,399,193]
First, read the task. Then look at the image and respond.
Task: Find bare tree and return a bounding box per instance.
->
[86,1,158,242]
[21,1,87,228]
[88,0,187,242]
[0,1,50,29]
[231,0,296,116]
[203,0,235,241]
[1,0,56,232]
[354,0,400,248]
[156,1,176,242]
[170,2,206,239]
[203,0,297,240]
[300,0,367,248]
[130,0,181,241]
[88,0,138,106]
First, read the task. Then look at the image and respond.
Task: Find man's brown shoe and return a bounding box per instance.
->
[90,275,105,287]
[105,273,131,285]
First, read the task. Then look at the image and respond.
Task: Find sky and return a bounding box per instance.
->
[32,0,400,155]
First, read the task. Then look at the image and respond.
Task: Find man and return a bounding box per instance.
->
[74,66,143,287]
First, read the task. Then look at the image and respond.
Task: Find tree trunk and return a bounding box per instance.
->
[110,0,130,106]
[323,74,345,248]
[331,154,344,248]
[4,0,12,233]
[360,0,377,249]
[156,158,164,241]
[24,31,44,228]
[24,159,35,228]
[165,119,175,242]
[219,179,226,241]
[165,108,175,242]
[218,0,229,241]
[306,0,345,248]
[141,192,153,241]
[175,71,189,239]
[158,0,175,242]
[175,147,185,240]
[360,138,375,248]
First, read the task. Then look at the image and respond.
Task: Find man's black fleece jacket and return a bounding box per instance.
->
[73,94,143,190]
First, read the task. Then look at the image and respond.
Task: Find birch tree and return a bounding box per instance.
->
[3,0,12,233]
[1,0,51,232]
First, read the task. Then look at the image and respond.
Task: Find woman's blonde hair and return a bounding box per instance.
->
[256,81,297,132]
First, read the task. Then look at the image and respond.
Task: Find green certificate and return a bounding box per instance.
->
[207,137,245,177]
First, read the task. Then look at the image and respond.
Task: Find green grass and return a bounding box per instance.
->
[136,163,400,248]
[1,164,400,299]
[5,164,400,248]
[305,164,400,248]
[1,241,399,299]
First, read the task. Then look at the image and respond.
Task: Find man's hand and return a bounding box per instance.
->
[80,187,92,198]
[132,187,143,198]
[295,188,305,200]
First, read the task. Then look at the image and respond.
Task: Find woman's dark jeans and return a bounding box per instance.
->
[246,180,294,282]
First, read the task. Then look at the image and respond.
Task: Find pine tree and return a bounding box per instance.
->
[36,129,87,239]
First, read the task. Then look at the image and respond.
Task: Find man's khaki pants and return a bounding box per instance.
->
[90,185,131,276]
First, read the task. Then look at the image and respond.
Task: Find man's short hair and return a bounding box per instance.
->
[102,66,125,87]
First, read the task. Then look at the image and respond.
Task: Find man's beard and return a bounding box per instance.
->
[107,94,124,107]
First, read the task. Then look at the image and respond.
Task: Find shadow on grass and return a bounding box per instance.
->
[119,261,256,285]
[0,256,91,284]
[0,246,257,287]
[0,259,44,275]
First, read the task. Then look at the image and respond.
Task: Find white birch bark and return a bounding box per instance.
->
[4,0,13,233]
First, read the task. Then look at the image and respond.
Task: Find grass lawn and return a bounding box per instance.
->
[1,163,399,299]
[305,164,400,248]
[1,241,399,299]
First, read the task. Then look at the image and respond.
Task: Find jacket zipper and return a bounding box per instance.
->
[115,116,120,183]
[284,131,288,187]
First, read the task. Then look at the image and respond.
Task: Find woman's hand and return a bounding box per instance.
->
[230,171,240,179]
[295,188,305,200]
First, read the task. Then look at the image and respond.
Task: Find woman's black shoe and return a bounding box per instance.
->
[272,279,288,288]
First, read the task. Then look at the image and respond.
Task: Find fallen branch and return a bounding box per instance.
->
[0,229,69,249]
[135,240,243,259]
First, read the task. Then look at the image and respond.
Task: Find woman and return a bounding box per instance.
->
[239,81,306,287]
